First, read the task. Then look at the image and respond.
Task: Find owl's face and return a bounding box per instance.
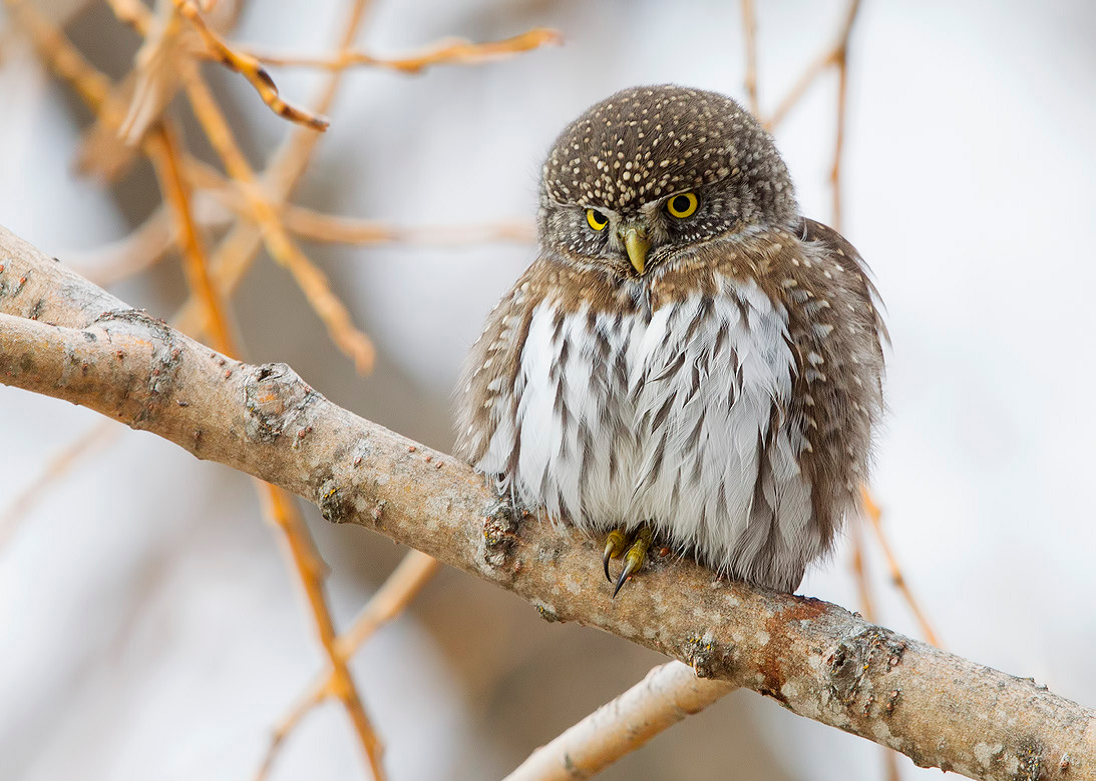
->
[538,85,799,276]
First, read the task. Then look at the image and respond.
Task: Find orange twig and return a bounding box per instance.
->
[180,66,375,373]
[861,487,941,647]
[256,550,439,781]
[740,0,760,116]
[149,121,386,780]
[184,157,535,246]
[172,0,329,130]
[260,487,387,781]
[147,122,234,349]
[246,27,561,74]
[4,0,111,109]
[848,512,878,623]
[829,0,864,231]
[173,0,374,357]
[287,211,536,247]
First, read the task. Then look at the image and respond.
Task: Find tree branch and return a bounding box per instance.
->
[504,661,735,781]
[1,224,1092,781]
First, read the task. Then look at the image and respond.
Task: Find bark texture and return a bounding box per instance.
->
[1,224,1093,781]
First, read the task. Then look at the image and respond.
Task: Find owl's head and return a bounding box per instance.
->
[538,84,798,276]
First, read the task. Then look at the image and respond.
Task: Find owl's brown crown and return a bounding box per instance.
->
[541,84,797,223]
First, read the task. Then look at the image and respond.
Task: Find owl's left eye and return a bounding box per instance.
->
[586,209,609,231]
[666,192,699,219]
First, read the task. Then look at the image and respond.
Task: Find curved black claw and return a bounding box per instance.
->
[612,559,637,597]
[612,526,654,598]
[602,529,629,583]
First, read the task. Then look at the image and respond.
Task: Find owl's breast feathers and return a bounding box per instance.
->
[455,219,885,591]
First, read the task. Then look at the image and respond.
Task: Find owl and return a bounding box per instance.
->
[455,85,886,595]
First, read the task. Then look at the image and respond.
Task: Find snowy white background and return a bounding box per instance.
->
[1,1,1095,779]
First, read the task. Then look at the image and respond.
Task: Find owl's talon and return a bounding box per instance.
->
[612,526,653,597]
[602,528,630,582]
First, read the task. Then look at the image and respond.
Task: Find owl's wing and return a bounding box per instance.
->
[453,265,539,474]
[800,217,890,350]
[782,218,888,549]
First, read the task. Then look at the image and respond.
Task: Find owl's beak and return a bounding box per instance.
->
[620,225,649,275]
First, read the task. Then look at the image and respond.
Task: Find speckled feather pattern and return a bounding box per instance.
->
[456,86,885,592]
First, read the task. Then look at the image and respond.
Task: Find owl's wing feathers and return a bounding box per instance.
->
[778,218,887,548]
[800,218,890,352]
[453,264,540,479]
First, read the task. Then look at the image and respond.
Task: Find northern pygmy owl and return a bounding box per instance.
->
[456,85,886,595]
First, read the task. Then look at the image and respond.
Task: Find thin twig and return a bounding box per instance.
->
[764,46,836,131]
[260,488,387,781]
[848,512,879,624]
[149,125,387,781]
[740,0,760,116]
[862,487,942,648]
[255,550,439,781]
[173,0,374,370]
[64,208,177,287]
[4,0,111,108]
[180,65,376,373]
[830,22,851,231]
[172,0,329,130]
[104,0,152,34]
[284,208,536,247]
[147,122,234,348]
[183,158,535,246]
[244,28,560,74]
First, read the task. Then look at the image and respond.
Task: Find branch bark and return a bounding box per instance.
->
[1,224,1092,781]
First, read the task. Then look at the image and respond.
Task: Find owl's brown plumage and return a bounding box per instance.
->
[456,85,885,592]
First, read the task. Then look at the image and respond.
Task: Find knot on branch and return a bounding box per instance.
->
[482,497,522,571]
[828,626,906,719]
[244,362,318,443]
[685,633,732,680]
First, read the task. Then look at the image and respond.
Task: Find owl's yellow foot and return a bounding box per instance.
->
[603,525,654,597]
[602,528,630,581]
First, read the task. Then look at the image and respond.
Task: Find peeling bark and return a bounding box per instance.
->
[1,224,1094,781]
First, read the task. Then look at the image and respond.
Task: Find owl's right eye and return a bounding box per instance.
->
[586,209,609,231]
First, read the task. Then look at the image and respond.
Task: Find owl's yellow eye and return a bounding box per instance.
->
[666,192,699,219]
[586,208,609,231]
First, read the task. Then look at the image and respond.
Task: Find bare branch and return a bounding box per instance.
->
[740,0,760,116]
[179,64,376,374]
[148,124,388,780]
[862,487,941,648]
[243,28,561,74]
[256,551,439,781]
[505,662,735,781]
[172,0,330,130]
[1,226,1093,781]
